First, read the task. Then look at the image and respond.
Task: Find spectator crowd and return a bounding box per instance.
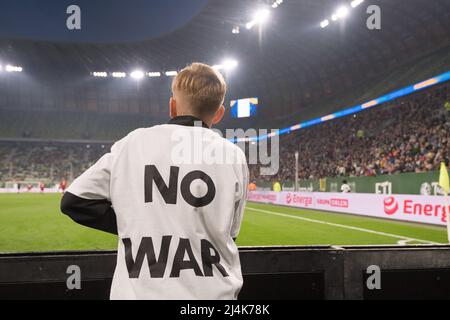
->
[250,83,449,182]
[0,83,448,186]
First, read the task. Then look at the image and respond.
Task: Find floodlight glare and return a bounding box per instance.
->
[148,72,161,77]
[212,65,224,71]
[165,71,178,77]
[130,70,144,80]
[336,6,349,18]
[5,65,23,72]
[320,20,330,28]
[246,21,255,30]
[331,14,338,21]
[222,59,238,71]
[254,8,270,24]
[351,0,364,8]
[93,72,108,77]
[112,72,126,78]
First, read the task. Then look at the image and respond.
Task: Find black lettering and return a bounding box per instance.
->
[170,238,203,277]
[201,239,229,277]
[180,171,216,208]
[144,165,179,204]
[123,236,172,278]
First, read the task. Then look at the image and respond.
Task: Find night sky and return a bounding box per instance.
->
[0,0,209,43]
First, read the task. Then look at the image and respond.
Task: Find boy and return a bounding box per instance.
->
[61,63,248,300]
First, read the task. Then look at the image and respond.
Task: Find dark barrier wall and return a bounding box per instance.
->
[1,245,450,300]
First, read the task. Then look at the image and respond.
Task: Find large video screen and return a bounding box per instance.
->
[230,97,258,118]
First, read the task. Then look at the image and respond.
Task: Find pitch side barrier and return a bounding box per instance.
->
[1,245,450,300]
[248,191,449,226]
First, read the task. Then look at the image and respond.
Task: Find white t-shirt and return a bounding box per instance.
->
[341,183,351,193]
[67,121,248,300]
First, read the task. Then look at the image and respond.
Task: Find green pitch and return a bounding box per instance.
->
[0,193,447,253]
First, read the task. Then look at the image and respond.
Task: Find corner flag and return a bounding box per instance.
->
[439,162,450,242]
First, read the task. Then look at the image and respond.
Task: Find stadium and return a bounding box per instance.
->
[0,0,450,302]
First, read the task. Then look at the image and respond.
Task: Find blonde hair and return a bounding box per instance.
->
[172,63,227,117]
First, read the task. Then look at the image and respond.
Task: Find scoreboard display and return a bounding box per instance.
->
[230,97,258,118]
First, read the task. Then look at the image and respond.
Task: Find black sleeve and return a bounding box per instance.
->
[60,192,118,235]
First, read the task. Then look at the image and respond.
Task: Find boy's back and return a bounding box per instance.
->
[61,63,248,300]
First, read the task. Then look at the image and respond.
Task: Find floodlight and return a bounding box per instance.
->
[351,0,364,8]
[254,8,270,24]
[336,6,349,18]
[148,72,161,77]
[5,65,23,72]
[130,70,144,80]
[93,72,108,77]
[112,72,126,78]
[320,20,330,28]
[222,59,238,71]
[246,21,255,30]
[212,65,224,70]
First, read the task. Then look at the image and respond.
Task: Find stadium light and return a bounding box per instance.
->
[222,59,238,71]
[272,0,283,9]
[165,71,178,77]
[320,20,330,28]
[92,72,108,77]
[130,70,144,80]
[351,0,364,8]
[246,21,255,30]
[254,8,270,24]
[331,14,338,21]
[232,26,240,34]
[112,72,126,78]
[5,65,23,72]
[212,64,224,71]
[336,6,349,19]
[148,72,161,78]
[246,8,270,30]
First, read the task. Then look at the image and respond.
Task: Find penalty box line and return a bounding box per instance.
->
[246,206,441,245]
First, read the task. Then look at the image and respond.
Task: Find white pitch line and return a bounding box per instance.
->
[246,206,441,245]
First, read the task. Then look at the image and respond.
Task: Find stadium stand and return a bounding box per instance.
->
[250,83,450,183]
[0,83,448,187]
[0,141,111,185]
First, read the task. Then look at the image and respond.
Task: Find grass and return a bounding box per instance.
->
[0,193,447,253]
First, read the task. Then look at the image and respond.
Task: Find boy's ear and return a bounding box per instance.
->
[169,97,177,118]
[212,105,225,125]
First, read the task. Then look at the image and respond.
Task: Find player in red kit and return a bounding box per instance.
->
[59,179,67,193]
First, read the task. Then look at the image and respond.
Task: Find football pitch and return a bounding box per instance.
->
[0,193,447,253]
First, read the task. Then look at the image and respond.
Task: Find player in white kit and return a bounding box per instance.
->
[61,63,249,300]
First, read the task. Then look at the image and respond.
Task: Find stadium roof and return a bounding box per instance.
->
[0,0,449,125]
